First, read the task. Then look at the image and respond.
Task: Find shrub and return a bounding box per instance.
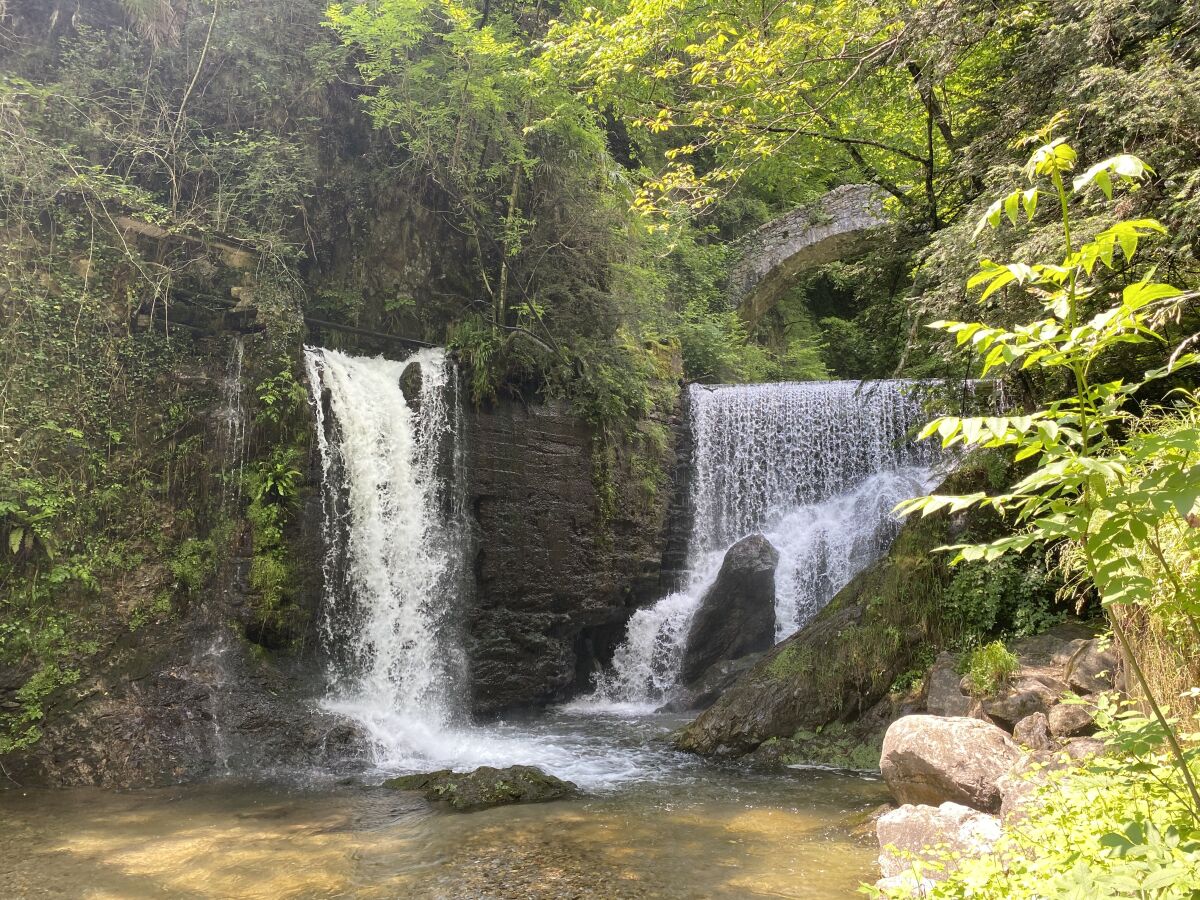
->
[960,641,1020,697]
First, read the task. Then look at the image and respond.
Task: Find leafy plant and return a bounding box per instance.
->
[899,121,1200,809]
[940,554,1066,643]
[960,641,1019,697]
[247,449,303,505]
[171,537,216,595]
[255,363,307,427]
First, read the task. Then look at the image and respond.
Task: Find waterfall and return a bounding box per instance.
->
[217,335,247,512]
[587,380,941,709]
[193,335,249,773]
[304,346,468,765]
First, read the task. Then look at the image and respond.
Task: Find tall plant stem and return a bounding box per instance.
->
[1052,170,1092,452]
[1109,612,1200,815]
[174,0,219,137]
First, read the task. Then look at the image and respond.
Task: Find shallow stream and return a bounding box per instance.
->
[0,712,886,899]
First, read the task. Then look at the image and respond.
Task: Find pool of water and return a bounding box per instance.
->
[0,712,886,898]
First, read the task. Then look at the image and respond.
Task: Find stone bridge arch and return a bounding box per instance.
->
[728,184,887,329]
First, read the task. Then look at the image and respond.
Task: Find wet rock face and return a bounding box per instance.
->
[660,653,764,714]
[398,360,423,412]
[0,622,367,788]
[384,765,577,811]
[880,715,1023,813]
[678,534,778,686]
[463,394,682,716]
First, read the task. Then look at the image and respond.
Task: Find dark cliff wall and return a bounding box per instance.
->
[464,395,683,716]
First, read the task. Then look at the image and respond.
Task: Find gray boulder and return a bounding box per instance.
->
[660,653,763,713]
[925,652,972,718]
[1063,736,1107,761]
[1010,623,1096,669]
[1012,712,1054,750]
[678,534,778,685]
[982,673,1065,728]
[997,751,1062,823]
[881,715,1023,812]
[1048,697,1098,738]
[877,801,1002,881]
[398,360,423,411]
[1065,640,1117,695]
[383,765,577,811]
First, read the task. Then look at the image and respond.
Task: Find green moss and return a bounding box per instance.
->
[128,592,174,632]
[770,729,886,771]
[768,644,815,679]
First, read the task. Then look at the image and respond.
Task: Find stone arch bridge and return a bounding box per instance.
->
[728,184,887,328]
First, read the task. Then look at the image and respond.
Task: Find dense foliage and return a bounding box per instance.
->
[898,131,1199,895]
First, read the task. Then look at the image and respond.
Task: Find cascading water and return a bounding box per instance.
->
[194,335,249,773]
[305,346,469,767]
[587,380,942,709]
[217,335,247,512]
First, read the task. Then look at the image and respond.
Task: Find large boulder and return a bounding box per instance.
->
[678,534,778,685]
[1009,623,1097,670]
[674,460,1020,757]
[661,653,763,713]
[398,360,423,411]
[880,715,1023,812]
[1048,696,1099,738]
[383,765,577,812]
[876,801,1002,882]
[676,524,956,752]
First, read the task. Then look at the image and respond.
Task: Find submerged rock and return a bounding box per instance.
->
[880,715,1022,813]
[678,533,778,685]
[383,765,577,811]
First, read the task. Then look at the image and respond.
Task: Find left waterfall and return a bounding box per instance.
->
[304,346,468,767]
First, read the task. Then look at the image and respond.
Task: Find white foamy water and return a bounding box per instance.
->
[767,466,939,638]
[583,380,941,709]
[305,347,467,753]
[305,355,945,785]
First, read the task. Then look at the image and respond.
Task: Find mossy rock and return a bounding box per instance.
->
[383,765,578,812]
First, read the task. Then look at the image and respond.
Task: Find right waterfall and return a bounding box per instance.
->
[591,380,945,707]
